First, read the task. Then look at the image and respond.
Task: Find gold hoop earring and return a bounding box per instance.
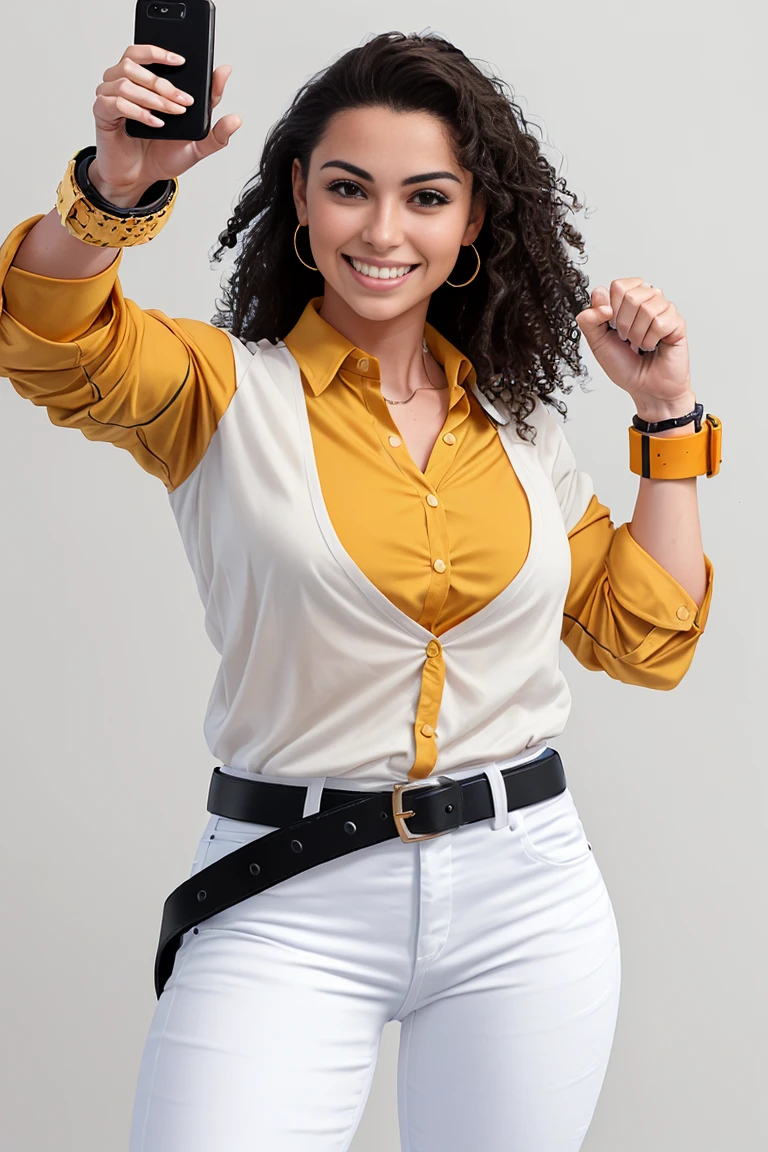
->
[293,222,319,271]
[445,243,481,288]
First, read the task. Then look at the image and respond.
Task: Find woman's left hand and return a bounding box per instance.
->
[575,279,693,409]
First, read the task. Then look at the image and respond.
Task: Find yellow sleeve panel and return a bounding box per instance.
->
[562,492,714,690]
[0,214,237,493]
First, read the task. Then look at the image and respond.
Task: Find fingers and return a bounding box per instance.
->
[210,64,233,109]
[97,44,241,153]
[206,67,240,148]
[200,112,243,156]
[102,77,192,120]
[120,42,181,69]
[100,56,195,120]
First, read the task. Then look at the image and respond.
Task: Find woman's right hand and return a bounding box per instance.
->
[90,43,242,201]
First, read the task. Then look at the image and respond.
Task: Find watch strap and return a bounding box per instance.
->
[73,145,175,218]
[633,401,704,434]
[628,414,722,479]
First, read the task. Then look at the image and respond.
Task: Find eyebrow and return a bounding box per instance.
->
[319,159,462,186]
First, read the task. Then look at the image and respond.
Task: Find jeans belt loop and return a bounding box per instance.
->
[480,761,511,831]
[302,777,327,819]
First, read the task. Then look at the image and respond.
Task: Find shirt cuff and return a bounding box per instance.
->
[1,215,123,343]
[606,521,714,634]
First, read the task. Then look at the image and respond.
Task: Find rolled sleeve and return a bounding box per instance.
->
[1,213,237,492]
[562,496,714,690]
[606,520,713,634]
[2,243,124,345]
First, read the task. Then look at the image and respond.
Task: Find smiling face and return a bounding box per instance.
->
[291,105,485,324]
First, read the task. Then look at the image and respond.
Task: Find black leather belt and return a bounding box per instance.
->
[153,747,566,998]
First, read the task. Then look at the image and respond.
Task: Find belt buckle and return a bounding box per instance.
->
[391,775,456,843]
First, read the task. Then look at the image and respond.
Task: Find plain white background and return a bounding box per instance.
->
[0,1,762,1148]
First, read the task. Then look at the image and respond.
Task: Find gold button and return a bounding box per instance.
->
[357,357,369,372]
[420,723,435,738]
[433,558,446,573]
[676,605,690,621]
[443,432,456,445]
[426,640,441,658]
[426,494,439,507]
[389,434,402,447]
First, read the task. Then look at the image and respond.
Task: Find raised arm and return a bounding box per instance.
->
[1,41,243,492]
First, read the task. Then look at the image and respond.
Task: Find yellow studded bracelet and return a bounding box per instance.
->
[55,145,178,247]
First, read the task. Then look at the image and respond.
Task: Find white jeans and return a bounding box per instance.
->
[129,750,621,1151]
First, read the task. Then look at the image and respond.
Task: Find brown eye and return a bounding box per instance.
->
[327,180,363,197]
[326,180,449,208]
[412,190,449,208]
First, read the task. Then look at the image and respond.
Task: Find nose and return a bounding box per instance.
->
[359,197,405,253]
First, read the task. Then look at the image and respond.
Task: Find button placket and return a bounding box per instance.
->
[423,414,464,491]
[362,380,427,482]
[411,638,445,777]
[420,499,451,628]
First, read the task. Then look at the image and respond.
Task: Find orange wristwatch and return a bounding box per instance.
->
[628,403,722,479]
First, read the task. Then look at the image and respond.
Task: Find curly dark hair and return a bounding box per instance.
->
[208,30,597,442]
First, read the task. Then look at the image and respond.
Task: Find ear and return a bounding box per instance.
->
[463,191,486,246]
[291,158,308,225]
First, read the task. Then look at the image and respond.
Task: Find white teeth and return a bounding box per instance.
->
[349,257,412,279]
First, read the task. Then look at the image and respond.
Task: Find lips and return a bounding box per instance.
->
[341,254,421,292]
[342,254,419,275]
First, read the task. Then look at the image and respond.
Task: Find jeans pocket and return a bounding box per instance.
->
[199,815,281,869]
[511,786,593,867]
[179,815,282,948]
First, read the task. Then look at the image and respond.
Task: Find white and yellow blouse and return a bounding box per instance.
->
[0,214,714,787]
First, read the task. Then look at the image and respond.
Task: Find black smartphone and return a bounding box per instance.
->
[125,1,216,141]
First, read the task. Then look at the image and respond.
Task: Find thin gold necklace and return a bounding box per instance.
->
[382,337,449,405]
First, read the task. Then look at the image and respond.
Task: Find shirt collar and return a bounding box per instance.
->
[283,295,478,399]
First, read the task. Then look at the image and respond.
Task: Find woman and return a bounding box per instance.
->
[0,29,718,1152]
